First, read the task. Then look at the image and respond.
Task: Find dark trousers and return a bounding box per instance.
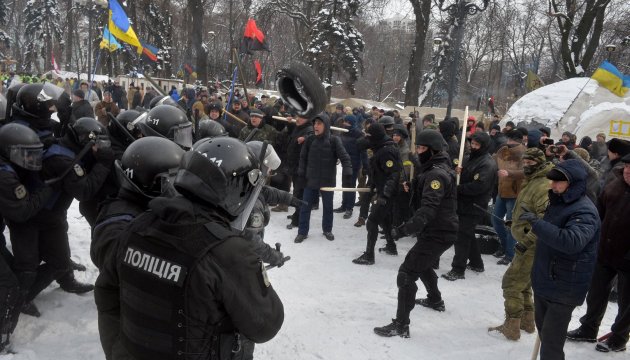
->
[8,220,71,302]
[534,295,575,360]
[365,201,394,255]
[579,262,630,344]
[298,187,333,236]
[290,176,306,226]
[391,190,411,227]
[451,213,484,273]
[341,166,359,211]
[396,234,454,324]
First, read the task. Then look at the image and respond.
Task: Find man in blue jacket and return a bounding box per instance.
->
[520,159,600,360]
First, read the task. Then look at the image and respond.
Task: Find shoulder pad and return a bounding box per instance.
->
[204,222,237,240]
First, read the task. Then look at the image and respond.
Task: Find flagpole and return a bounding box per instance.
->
[557,78,592,130]
[223,66,239,124]
[232,48,250,103]
[88,50,102,101]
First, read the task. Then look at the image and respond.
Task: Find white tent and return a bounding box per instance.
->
[502,77,630,141]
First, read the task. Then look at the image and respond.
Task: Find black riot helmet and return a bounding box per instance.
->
[13,83,64,120]
[5,83,25,122]
[115,137,185,199]
[109,109,142,143]
[68,117,109,147]
[378,115,395,136]
[149,95,182,110]
[137,105,193,149]
[415,129,444,152]
[197,119,227,139]
[174,137,263,228]
[0,123,44,170]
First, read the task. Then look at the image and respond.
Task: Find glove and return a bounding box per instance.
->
[374,196,387,207]
[270,250,285,268]
[290,196,307,208]
[94,146,115,164]
[514,242,528,255]
[519,210,538,225]
[391,223,408,241]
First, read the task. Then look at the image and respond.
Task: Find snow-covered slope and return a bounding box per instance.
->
[3,173,624,359]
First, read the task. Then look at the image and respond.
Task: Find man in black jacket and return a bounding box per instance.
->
[353,123,401,265]
[443,132,497,280]
[374,129,458,338]
[295,112,352,243]
[286,114,313,229]
[70,89,95,122]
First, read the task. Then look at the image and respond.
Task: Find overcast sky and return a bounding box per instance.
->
[382,0,414,19]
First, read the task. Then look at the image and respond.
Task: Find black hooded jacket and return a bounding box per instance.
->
[286,121,313,176]
[298,114,352,188]
[367,125,401,199]
[457,132,498,215]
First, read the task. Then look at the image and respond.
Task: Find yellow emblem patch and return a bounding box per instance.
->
[474,173,480,180]
[453,159,459,165]
[430,180,441,190]
[386,160,394,168]
[14,185,26,200]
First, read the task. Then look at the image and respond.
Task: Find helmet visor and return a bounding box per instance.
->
[173,123,193,149]
[230,168,264,232]
[9,144,43,171]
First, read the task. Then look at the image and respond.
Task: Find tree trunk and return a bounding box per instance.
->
[64,0,73,68]
[404,0,430,106]
[189,0,207,83]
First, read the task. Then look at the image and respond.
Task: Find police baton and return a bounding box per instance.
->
[44,140,96,186]
[265,243,291,270]
[472,203,513,227]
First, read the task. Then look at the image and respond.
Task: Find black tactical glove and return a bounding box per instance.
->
[514,242,528,255]
[290,196,307,208]
[374,196,387,207]
[94,146,115,164]
[270,250,285,268]
[519,207,538,225]
[391,223,408,241]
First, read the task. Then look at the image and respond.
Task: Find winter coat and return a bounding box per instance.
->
[456,144,498,216]
[489,133,507,154]
[494,144,526,198]
[510,162,553,251]
[298,116,352,189]
[531,159,600,306]
[404,151,458,239]
[445,135,460,168]
[596,168,630,272]
[368,137,401,199]
[238,122,277,144]
[286,122,313,176]
[340,126,365,171]
[71,99,95,122]
[590,141,608,161]
[94,100,120,127]
[0,160,54,224]
[562,150,600,203]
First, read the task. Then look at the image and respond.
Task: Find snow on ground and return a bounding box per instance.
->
[2,174,625,359]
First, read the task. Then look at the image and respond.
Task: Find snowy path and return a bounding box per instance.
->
[3,193,624,359]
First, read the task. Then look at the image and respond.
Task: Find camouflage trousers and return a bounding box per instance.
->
[501,251,535,318]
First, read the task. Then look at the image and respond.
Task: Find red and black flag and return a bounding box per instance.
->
[240,19,270,55]
[254,59,263,86]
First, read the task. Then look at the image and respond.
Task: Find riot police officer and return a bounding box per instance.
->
[92,137,185,359]
[352,123,402,265]
[136,104,193,149]
[116,137,284,359]
[0,123,53,326]
[374,129,458,338]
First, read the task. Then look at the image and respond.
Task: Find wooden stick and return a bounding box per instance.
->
[456,106,469,185]
[320,187,372,192]
[531,335,541,360]
[272,116,349,132]
[223,109,248,126]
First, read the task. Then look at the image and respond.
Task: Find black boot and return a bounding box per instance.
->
[374,319,410,338]
[415,298,445,312]
[70,259,86,272]
[352,252,375,265]
[566,327,597,342]
[333,206,345,213]
[21,301,41,317]
[58,276,94,294]
[378,244,398,256]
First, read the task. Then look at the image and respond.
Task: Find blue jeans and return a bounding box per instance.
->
[491,195,516,259]
[298,187,334,236]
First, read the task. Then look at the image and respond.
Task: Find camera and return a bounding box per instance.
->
[548,145,558,154]
[542,138,554,145]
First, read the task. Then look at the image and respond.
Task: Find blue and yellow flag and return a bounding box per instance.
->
[108,0,142,54]
[100,27,121,52]
[591,60,630,97]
